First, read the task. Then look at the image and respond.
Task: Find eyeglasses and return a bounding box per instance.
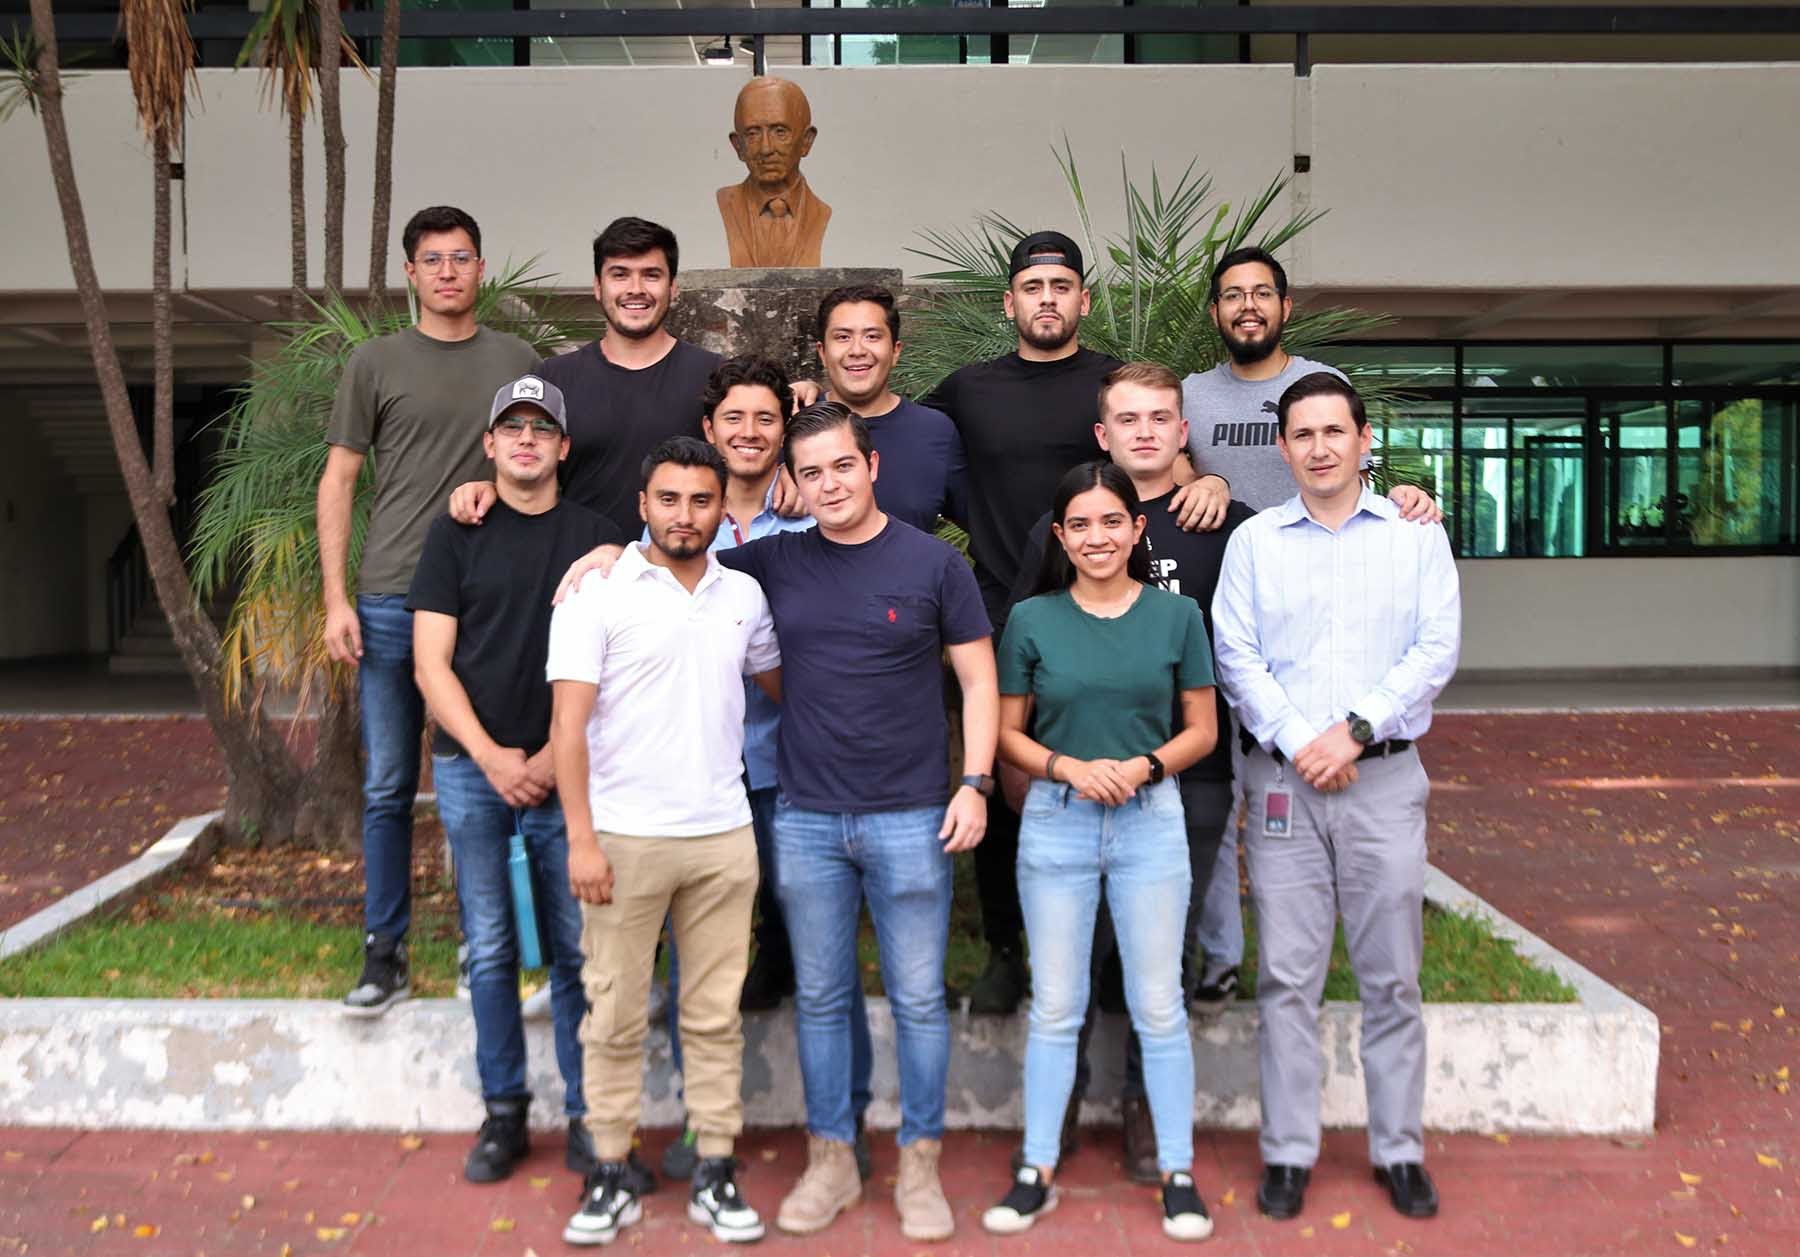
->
[412,250,478,271]
[1216,285,1280,309]
[493,415,561,437]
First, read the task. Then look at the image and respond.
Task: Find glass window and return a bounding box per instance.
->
[1462,344,1662,389]
[1675,397,1798,547]
[1369,399,1452,508]
[1460,398,1586,557]
[1672,345,1800,388]
[1597,400,1670,550]
[1338,345,1457,387]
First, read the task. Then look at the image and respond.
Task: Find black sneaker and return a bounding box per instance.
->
[564,1161,642,1247]
[968,947,1028,1015]
[738,947,795,1011]
[688,1156,765,1243]
[1190,964,1239,1009]
[568,1126,658,1194]
[981,1164,1058,1234]
[853,1114,873,1183]
[464,1099,529,1183]
[342,933,410,1018]
[1161,1171,1214,1241]
[661,1125,699,1180]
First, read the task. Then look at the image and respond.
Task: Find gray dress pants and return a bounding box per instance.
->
[1241,745,1430,1168]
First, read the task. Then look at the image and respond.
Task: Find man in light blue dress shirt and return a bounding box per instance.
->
[1211,372,1461,1226]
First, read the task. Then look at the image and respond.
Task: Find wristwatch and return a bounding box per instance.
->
[1347,713,1375,746]
[1143,753,1166,785]
[961,773,995,797]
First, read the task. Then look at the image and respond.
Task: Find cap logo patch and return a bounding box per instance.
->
[512,379,545,401]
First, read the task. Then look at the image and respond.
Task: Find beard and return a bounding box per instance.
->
[606,301,669,341]
[1016,310,1079,354]
[1219,314,1284,366]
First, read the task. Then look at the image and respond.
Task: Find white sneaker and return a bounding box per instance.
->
[521,983,552,1020]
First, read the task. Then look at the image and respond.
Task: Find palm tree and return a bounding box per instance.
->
[188,265,601,847]
[367,0,402,299]
[313,0,347,294]
[9,0,308,843]
[120,0,194,506]
[236,0,360,313]
[896,141,1424,491]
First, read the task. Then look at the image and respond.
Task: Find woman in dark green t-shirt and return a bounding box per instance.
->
[981,461,1219,1242]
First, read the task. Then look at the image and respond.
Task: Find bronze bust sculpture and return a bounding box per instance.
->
[717,77,832,268]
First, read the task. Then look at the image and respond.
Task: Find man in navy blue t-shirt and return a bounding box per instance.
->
[719,403,997,1244]
[815,284,967,535]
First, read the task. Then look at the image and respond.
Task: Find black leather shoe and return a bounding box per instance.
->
[1256,1164,1309,1220]
[1374,1162,1438,1218]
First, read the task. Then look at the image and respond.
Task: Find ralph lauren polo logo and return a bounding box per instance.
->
[887,607,898,623]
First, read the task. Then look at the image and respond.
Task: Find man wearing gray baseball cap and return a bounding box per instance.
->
[407,371,624,1186]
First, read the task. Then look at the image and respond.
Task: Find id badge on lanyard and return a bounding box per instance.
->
[1263,759,1292,839]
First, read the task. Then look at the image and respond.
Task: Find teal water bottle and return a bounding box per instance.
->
[507,829,544,969]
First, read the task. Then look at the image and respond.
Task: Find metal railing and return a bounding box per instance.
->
[30,5,1800,76]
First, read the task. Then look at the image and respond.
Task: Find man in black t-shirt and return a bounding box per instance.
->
[924,232,1230,1020]
[407,374,623,1190]
[1013,362,1251,1184]
[450,218,718,538]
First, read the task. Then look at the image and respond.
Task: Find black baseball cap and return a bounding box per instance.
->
[1008,230,1085,281]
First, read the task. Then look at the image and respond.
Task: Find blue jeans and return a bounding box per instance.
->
[1018,778,1194,1173]
[775,798,950,1146]
[667,789,874,1118]
[434,753,587,1116]
[356,594,424,941]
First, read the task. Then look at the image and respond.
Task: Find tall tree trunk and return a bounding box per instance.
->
[366,0,400,300]
[296,685,366,850]
[287,103,307,318]
[28,0,306,845]
[315,0,345,295]
[150,133,175,505]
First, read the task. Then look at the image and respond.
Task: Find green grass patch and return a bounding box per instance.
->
[1237,904,1577,1004]
[3,842,1571,1004]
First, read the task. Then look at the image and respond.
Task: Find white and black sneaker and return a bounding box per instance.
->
[688,1156,764,1243]
[342,933,410,1018]
[564,1161,642,1246]
[1162,1171,1214,1241]
[1190,963,1238,1010]
[981,1164,1058,1235]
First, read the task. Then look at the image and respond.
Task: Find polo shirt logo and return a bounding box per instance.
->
[887,607,898,623]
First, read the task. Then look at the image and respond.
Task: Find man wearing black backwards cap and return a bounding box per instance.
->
[925,232,1225,1027]
[407,374,623,1187]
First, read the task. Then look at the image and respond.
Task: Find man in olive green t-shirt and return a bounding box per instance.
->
[317,205,537,1018]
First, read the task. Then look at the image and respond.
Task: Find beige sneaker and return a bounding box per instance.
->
[895,1137,955,1241]
[776,1135,861,1235]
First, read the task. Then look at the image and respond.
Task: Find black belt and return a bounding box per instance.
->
[1239,726,1412,764]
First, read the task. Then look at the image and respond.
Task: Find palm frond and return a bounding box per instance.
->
[120,0,198,147]
[895,142,1393,400]
[190,263,600,710]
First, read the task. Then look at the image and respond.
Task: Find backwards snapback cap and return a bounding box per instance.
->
[1008,230,1085,281]
[488,374,568,432]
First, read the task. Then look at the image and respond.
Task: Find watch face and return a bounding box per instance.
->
[1350,718,1374,744]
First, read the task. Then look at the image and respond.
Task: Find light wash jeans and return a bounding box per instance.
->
[1018,777,1194,1173]
[774,798,951,1147]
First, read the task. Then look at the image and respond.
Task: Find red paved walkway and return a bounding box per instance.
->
[4,710,1799,1255]
[0,717,225,930]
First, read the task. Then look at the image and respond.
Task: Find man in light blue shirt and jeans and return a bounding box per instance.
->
[1212,372,1460,1227]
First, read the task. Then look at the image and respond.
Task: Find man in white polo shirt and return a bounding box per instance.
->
[548,436,781,1248]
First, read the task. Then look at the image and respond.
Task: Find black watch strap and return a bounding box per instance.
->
[961,773,995,797]
[1144,753,1166,785]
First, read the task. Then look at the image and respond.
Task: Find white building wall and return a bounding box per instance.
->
[5,63,1797,292]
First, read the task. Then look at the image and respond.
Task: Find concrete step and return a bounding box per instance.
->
[107,652,191,677]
